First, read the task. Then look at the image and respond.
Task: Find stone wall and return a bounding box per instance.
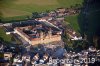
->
[31,35,61,45]
[14,27,61,45]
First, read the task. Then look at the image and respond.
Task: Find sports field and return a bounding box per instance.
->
[1,0,83,18]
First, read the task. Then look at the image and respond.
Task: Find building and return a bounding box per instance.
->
[4,52,12,60]
[66,28,82,40]
[14,22,62,45]
[56,8,66,13]
[0,63,10,66]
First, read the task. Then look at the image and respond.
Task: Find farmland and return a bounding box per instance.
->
[0,0,83,18]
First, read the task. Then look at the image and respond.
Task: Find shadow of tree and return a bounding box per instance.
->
[78,0,100,49]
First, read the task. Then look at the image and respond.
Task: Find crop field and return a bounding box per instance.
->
[0,0,83,18]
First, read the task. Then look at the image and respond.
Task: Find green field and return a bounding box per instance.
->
[65,14,80,32]
[0,0,83,18]
[0,28,12,42]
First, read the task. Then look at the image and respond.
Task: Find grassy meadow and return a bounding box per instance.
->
[0,27,12,42]
[65,14,80,32]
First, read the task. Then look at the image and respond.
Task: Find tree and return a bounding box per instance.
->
[32,12,40,19]
[0,12,3,22]
[0,37,4,42]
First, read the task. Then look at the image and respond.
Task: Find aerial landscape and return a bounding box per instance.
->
[0,0,100,66]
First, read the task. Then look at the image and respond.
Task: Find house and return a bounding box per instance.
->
[4,52,12,60]
[0,63,10,66]
[88,46,96,52]
[22,54,30,62]
[35,16,53,22]
[56,8,66,13]
[31,53,40,64]
[39,53,49,64]
[13,55,23,66]
[67,29,82,40]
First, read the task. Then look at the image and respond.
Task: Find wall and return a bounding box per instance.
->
[31,35,61,45]
[14,27,61,45]
[14,28,31,44]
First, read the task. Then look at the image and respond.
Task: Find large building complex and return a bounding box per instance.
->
[14,22,62,45]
